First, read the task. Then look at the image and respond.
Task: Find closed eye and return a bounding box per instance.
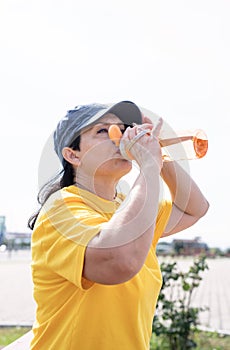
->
[96,124,126,134]
[97,128,109,134]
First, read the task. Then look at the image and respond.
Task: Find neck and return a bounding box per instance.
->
[74,175,118,201]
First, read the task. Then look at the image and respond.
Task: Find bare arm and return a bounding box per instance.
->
[83,121,163,285]
[161,161,209,237]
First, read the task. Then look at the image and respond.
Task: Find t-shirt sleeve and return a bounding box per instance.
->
[39,199,107,290]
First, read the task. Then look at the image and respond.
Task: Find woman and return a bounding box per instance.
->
[29,101,209,349]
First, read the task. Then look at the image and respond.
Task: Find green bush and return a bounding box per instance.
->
[152,256,209,350]
[150,331,230,350]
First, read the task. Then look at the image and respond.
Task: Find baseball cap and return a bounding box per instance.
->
[54,100,142,162]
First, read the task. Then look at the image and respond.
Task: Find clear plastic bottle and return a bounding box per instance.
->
[140,107,208,161]
[159,129,208,161]
[108,125,208,162]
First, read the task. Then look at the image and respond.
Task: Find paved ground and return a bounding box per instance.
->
[158,256,230,334]
[0,250,230,334]
[0,250,36,327]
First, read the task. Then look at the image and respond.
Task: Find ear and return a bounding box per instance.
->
[62,147,81,167]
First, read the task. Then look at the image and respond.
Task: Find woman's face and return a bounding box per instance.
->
[76,114,132,180]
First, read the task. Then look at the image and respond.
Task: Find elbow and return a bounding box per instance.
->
[199,199,210,218]
[84,246,145,285]
[112,255,143,284]
[192,199,209,223]
[121,257,142,281]
[189,198,210,220]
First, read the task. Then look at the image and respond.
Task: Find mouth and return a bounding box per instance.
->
[115,150,128,159]
[113,151,131,162]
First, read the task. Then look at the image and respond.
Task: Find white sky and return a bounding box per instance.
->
[0,0,229,249]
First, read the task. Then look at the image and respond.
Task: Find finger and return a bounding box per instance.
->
[153,118,163,137]
[142,115,153,125]
[136,123,154,133]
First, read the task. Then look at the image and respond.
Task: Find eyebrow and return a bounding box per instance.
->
[95,122,125,126]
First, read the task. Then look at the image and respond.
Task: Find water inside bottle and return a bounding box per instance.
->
[193,137,208,159]
[160,134,208,161]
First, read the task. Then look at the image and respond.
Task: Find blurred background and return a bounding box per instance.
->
[1,0,229,250]
[0,0,230,338]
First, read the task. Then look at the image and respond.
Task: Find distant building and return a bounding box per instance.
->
[156,241,173,255]
[172,237,209,256]
[4,231,32,249]
[156,237,209,256]
[0,216,6,245]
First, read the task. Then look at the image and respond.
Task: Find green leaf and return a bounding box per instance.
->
[183,282,191,291]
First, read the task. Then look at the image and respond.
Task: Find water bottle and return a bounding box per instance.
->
[108,125,208,162]
[159,128,208,161]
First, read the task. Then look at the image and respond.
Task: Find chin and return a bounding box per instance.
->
[113,159,132,177]
[98,159,132,177]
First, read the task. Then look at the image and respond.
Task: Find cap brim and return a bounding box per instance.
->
[107,101,143,125]
[83,101,142,130]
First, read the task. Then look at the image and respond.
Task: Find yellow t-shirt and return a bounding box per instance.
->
[30,185,171,350]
